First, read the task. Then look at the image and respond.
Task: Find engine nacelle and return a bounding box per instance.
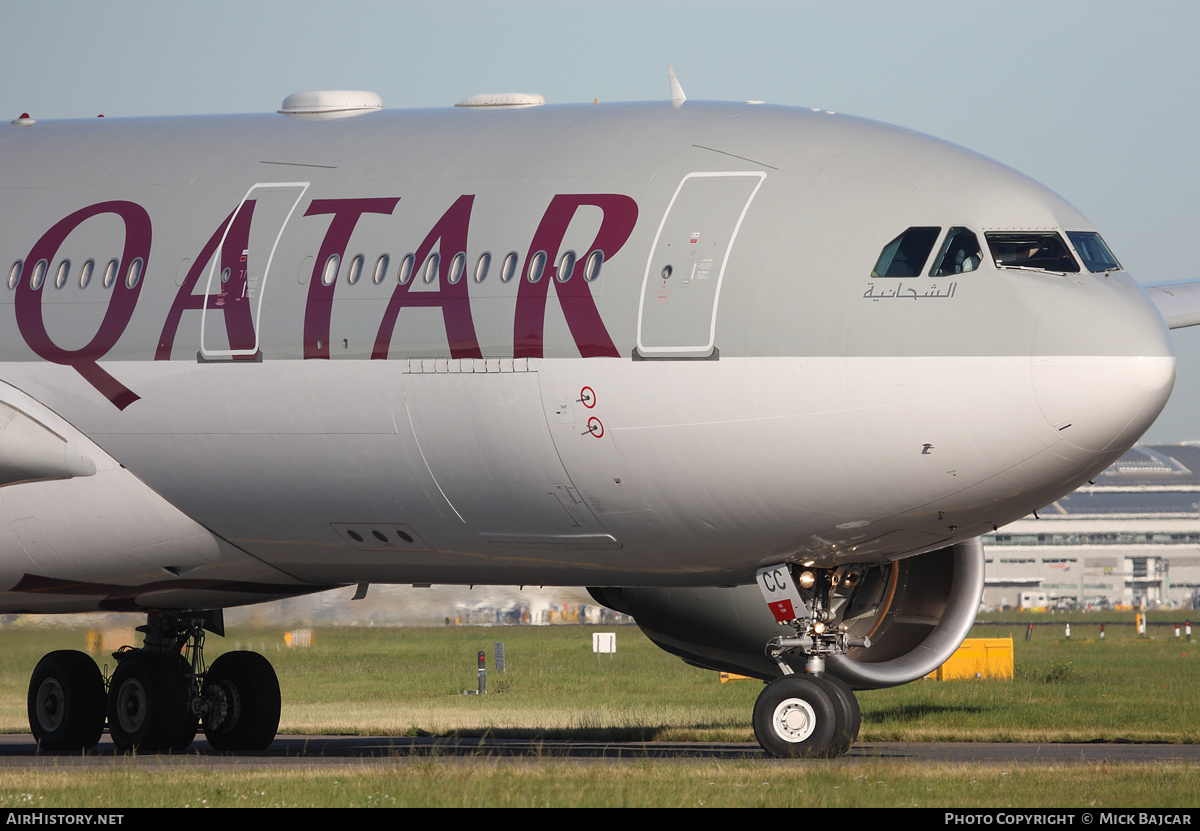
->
[588,538,985,690]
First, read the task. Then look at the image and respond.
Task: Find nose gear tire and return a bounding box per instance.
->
[752,675,839,758]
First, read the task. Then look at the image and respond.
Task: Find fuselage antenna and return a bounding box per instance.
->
[668,65,687,108]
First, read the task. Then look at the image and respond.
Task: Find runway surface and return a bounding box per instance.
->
[1,734,1196,766]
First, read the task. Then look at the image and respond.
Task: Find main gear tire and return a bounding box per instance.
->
[28,651,106,752]
[106,651,197,753]
[202,651,280,751]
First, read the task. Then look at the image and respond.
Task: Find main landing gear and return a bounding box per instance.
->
[27,611,280,753]
[753,563,869,758]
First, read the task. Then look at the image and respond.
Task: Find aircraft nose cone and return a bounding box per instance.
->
[1033,354,1175,452]
[1031,277,1175,452]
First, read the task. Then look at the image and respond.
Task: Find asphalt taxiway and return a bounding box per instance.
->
[0,734,1196,767]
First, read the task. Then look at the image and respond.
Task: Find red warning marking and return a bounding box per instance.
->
[587,417,604,438]
[768,600,795,622]
[580,386,596,408]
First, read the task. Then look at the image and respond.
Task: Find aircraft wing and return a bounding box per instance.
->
[1144,281,1200,329]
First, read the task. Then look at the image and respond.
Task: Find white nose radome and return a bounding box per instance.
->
[1031,276,1176,453]
[1032,355,1175,453]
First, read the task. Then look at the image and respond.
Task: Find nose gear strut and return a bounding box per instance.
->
[753,564,869,757]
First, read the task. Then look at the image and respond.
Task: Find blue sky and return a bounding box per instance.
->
[5,0,1200,440]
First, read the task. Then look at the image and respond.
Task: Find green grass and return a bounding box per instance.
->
[0,761,1196,808]
[862,623,1200,743]
[1,614,1196,807]
[2,614,1196,743]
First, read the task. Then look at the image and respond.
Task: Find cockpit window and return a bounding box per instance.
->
[931,227,981,276]
[1066,232,1121,273]
[871,227,940,278]
[985,232,1079,273]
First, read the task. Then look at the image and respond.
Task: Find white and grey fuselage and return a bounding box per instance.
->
[0,101,1174,614]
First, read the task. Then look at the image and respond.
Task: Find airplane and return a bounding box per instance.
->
[2,72,1194,758]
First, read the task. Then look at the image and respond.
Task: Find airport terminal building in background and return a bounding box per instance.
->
[982,444,1200,611]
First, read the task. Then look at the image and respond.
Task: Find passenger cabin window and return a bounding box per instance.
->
[584,250,603,282]
[346,254,364,285]
[1067,232,1121,273]
[421,252,440,283]
[372,254,389,284]
[397,253,415,284]
[931,227,981,276]
[500,252,518,282]
[871,227,940,277]
[125,257,143,289]
[30,259,47,290]
[447,252,465,284]
[986,232,1079,273]
[527,251,546,283]
[556,250,576,283]
[474,252,491,283]
[321,254,340,286]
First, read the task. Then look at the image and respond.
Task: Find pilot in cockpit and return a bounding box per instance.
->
[934,227,982,275]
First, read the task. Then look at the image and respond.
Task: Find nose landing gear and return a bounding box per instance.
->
[752,672,861,758]
[753,564,868,758]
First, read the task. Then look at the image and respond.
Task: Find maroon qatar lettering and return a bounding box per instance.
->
[303,197,401,359]
[513,194,637,358]
[15,191,634,410]
[156,204,258,360]
[372,194,482,360]
[15,201,151,410]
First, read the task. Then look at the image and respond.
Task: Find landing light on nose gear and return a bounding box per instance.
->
[754,564,870,757]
